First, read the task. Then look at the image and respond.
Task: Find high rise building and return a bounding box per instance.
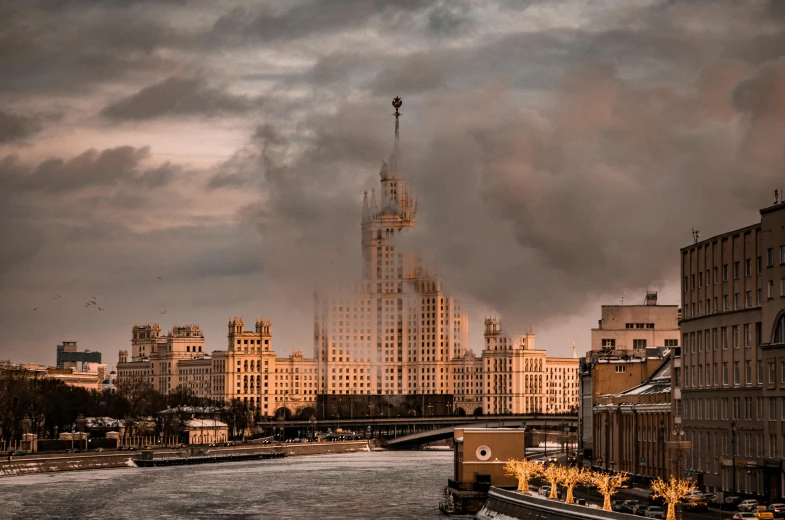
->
[117,98,579,420]
[314,97,469,397]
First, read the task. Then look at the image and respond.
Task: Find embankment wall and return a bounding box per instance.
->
[0,441,370,478]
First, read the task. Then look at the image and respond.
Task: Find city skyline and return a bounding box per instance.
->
[3,1,785,367]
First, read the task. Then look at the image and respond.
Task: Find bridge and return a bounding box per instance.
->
[257,414,577,447]
[383,419,542,449]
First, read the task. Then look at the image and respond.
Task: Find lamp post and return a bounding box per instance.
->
[730,421,737,493]
[658,421,665,479]
[672,428,685,478]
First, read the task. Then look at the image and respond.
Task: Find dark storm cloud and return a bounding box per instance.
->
[210,0,438,44]
[101,77,256,121]
[0,146,186,193]
[0,110,43,144]
[0,3,190,93]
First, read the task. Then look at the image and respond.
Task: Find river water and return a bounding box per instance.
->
[0,450,453,519]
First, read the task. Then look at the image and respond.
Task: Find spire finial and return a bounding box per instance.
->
[390,96,403,171]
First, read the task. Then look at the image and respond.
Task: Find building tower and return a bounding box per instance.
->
[314,97,468,399]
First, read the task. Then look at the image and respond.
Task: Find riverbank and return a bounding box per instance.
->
[0,440,372,477]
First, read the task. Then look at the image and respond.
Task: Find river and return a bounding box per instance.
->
[0,450,453,519]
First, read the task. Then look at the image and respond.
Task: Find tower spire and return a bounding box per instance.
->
[390,96,403,171]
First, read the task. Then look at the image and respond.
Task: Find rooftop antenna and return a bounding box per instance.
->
[691,228,700,244]
[620,291,624,306]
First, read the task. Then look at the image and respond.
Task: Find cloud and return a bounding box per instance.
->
[0,110,44,144]
[101,77,256,121]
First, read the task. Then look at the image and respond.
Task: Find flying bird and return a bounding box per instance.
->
[161,310,167,315]
[33,308,38,311]
[97,306,104,311]
[157,276,163,280]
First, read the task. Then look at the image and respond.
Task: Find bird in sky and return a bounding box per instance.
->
[161,310,167,315]
[97,307,104,311]
[33,307,38,311]
[157,276,163,280]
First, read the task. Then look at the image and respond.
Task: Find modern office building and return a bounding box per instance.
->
[55,341,101,370]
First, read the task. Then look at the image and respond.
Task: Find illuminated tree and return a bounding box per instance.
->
[504,459,542,493]
[650,476,697,520]
[591,471,629,511]
[542,463,564,499]
[560,466,591,504]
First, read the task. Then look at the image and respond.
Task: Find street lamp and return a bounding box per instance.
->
[730,421,737,493]
[658,421,665,479]
[672,428,685,478]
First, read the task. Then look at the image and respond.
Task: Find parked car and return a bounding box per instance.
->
[612,499,626,512]
[620,500,641,514]
[724,496,744,510]
[740,500,761,512]
[734,513,759,520]
[687,490,705,499]
[703,493,718,507]
[768,504,785,518]
[643,505,665,519]
[682,497,709,512]
[538,485,551,496]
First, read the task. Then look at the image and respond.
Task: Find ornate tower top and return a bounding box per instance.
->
[388,96,403,173]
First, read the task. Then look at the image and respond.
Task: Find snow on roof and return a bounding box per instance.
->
[184,419,228,429]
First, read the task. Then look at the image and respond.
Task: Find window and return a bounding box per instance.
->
[735,293,740,310]
[746,258,752,277]
[723,264,729,281]
[698,272,703,288]
[746,291,752,308]
[734,361,740,385]
[615,366,627,373]
[734,261,740,279]
[768,248,775,267]
[775,314,785,344]
[744,324,751,348]
[782,245,785,265]
[723,295,729,311]
[758,360,764,386]
[722,362,728,386]
[713,328,719,351]
[633,339,647,348]
[714,363,718,387]
[698,331,703,352]
[732,326,739,349]
[770,362,777,384]
[665,339,678,347]
[746,361,752,386]
[781,278,785,297]
[722,327,728,350]
[714,266,719,284]
[769,280,775,299]
[684,276,689,293]
[675,367,681,387]
[601,339,615,347]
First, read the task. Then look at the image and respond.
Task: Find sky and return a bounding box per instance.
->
[2,0,785,367]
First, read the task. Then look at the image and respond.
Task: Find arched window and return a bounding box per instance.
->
[774,313,785,344]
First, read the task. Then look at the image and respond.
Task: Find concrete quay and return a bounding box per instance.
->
[0,440,371,477]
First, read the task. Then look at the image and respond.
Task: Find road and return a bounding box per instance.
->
[525,449,735,520]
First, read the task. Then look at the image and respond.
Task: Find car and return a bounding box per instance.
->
[756,507,775,520]
[703,493,718,507]
[740,500,761,512]
[724,497,744,510]
[734,513,759,520]
[620,500,641,514]
[682,497,708,512]
[539,485,551,496]
[612,499,626,512]
[768,504,785,518]
[644,505,665,519]
[687,490,705,499]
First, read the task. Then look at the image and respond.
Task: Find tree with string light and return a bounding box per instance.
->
[650,476,696,520]
[560,466,591,504]
[542,463,564,499]
[590,471,629,511]
[503,459,542,493]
